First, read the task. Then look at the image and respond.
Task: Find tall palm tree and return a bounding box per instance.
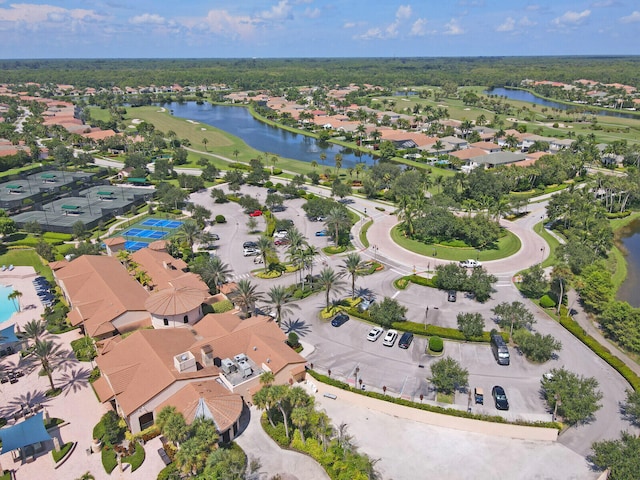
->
[8,290,22,312]
[252,386,275,428]
[260,371,275,386]
[291,407,309,444]
[302,245,319,286]
[22,319,47,346]
[192,255,231,293]
[174,219,201,251]
[316,267,345,309]
[341,253,364,299]
[202,138,208,151]
[231,279,263,317]
[334,153,343,176]
[33,339,61,391]
[255,236,275,273]
[266,285,298,326]
[325,207,350,247]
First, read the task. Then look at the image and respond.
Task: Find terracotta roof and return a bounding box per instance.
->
[131,248,207,292]
[148,240,167,251]
[92,376,115,402]
[450,147,488,160]
[55,255,150,336]
[104,237,126,247]
[145,287,207,316]
[157,380,243,432]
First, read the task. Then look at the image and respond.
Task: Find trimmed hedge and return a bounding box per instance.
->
[43,232,73,241]
[212,299,234,313]
[406,274,436,288]
[539,295,556,308]
[558,314,640,391]
[429,336,444,352]
[214,215,226,224]
[307,370,560,429]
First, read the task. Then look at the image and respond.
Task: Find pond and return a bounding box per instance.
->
[486,87,639,120]
[163,102,375,168]
[616,219,640,308]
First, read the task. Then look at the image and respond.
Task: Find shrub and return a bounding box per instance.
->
[89,367,101,383]
[394,277,409,290]
[158,464,180,480]
[429,336,444,352]
[539,294,556,308]
[215,214,226,224]
[272,168,283,175]
[212,299,234,313]
[122,442,145,472]
[407,274,436,288]
[287,332,300,348]
[261,416,289,447]
[52,442,74,463]
[70,336,97,362]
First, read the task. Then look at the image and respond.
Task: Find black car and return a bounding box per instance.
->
[243,241,258,248]
[492,385,509,410]
[330,312,349,327]
[447,290,457,302]
[398,332,414,349]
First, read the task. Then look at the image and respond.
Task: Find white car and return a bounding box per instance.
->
[274,230,288,239]
[243,247,261,257]
[459,259,482,268]
[367,326,384,342]
[382,329,398,347]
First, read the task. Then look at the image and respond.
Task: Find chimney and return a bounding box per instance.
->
[201,345,215,367]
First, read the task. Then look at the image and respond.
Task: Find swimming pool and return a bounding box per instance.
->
[0,285,18,324]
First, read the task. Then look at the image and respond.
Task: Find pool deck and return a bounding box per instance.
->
[0,266,47,333]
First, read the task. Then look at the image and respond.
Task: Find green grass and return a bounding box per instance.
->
[359,219,373,248]
[0,470,10,480]
[70,336,97,362]
[122,442,145,472]
[0,248,54,280]
[102,447,117,474]
[52,441,74,463]
[390,225,521,261]
[533,221,560,268]
[86,106,111,122]
[436,392,454,404]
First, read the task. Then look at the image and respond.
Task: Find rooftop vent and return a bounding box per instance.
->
[173,351,196,373]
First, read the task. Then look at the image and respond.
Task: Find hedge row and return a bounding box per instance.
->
[43,232,73,241]
[307,370,560,430]
[558,314,640,391]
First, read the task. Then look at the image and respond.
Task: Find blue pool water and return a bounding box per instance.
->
[0,285,17,324]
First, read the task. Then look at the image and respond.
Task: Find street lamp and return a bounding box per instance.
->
[372,245,379,262]
[541,246,545,262]
[354,366,359,386]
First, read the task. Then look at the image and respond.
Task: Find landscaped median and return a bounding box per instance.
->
[307,370,561,441]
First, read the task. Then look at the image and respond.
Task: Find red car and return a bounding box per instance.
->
[249,210,263,217]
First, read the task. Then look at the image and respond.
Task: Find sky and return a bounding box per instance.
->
[0,0,639,58]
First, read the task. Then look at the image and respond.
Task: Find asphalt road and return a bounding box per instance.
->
[188,182,639,461]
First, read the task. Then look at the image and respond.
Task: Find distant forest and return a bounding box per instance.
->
[1,56,639,90]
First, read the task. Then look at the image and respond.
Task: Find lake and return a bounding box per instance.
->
[486,87,639,120]
[164,102,375,168]
[616,219,640,308]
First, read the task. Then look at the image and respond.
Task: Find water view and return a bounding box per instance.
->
[616,219,640,308]
[486,87,639,120]
[164,102,375,168]
[0,285,17,324]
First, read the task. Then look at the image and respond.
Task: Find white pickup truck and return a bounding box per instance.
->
[459,259,482,268]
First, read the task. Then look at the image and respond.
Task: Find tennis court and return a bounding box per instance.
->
[124,241,149,252]
[122,228,168,239]
[141,219,183,229]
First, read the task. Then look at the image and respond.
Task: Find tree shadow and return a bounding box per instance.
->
[59,366,91,395]
[2,389,50,419]
[354,287,375,300]
[281,318,312,337]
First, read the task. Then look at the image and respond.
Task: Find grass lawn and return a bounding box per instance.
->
[52,441,74,463]
[390,225,521,262]
[533,222,561,268]
[122,442,146,472]
[359,219,373,248]
[0,248,54,281]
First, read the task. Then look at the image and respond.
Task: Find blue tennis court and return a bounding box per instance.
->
[125,241,148,252]
[123,228,168,239]
[141,219,183,229]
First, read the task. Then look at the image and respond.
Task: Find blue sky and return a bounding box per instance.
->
[0,0,638,58]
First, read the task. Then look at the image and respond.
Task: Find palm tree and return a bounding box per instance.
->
[202,138,208,151]
[311,160,318,171]
[33,339,62,392]
[116,250,132,269]
[232,149,239,160]
[192,255,231,293]
[334,153,343,176]
[255,236,275,273]
[22,319,47,346]
[302,245,319,286]
[325,207,350,247]
[269,385,291,439]
[252,386,275,428]
[266,285,298,326]
[8,290,22,312]
[316,267,345,309]
[433,140,444,157]
[319,152,327,166]
[231,279,263,317]
[270,154,279,174]
[260,371,275,387]
[174,219,201,251]
[341,253,364,299]
[291,407,309,444]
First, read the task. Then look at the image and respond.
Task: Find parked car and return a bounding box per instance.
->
[315,216,327,222]
[337,198,354,204]
[382,329,398,347]
[492,385,509,410]
[398,332,414,349]
[447,290,457,302]
[210,233,220,240]
[271,205,286,212]
[243,247,261,257]
[243,241,258,248]
[331,312,349,327]
[274,238,290,246]
[249,210,263,217]
[274,230,288,239]
[358,297,374,312]
[315,230,329,236]
[459,259,482,268]
[474,387,484,405]
[366,326,384,342]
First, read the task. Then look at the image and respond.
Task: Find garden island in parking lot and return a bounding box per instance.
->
[0,54,639,480]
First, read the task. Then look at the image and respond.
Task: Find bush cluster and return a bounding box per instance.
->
[539,294,556,308]
[212,299,234,313]
[429,336,444,352]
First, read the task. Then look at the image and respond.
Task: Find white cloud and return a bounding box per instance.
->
[0,3,104,24]
[258,0,292,21]
[620,11,640,23]
[359,27,383,40]
[519,16,536,27]
[444,18,463,35]
[303,7,320,19]
[552,10,591,26]
[496,17,515,32]
[343,22,356,28]
[410,18,428,36]
[396,5,412,20]
[180,9,257,39]
[129,13,166,25]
